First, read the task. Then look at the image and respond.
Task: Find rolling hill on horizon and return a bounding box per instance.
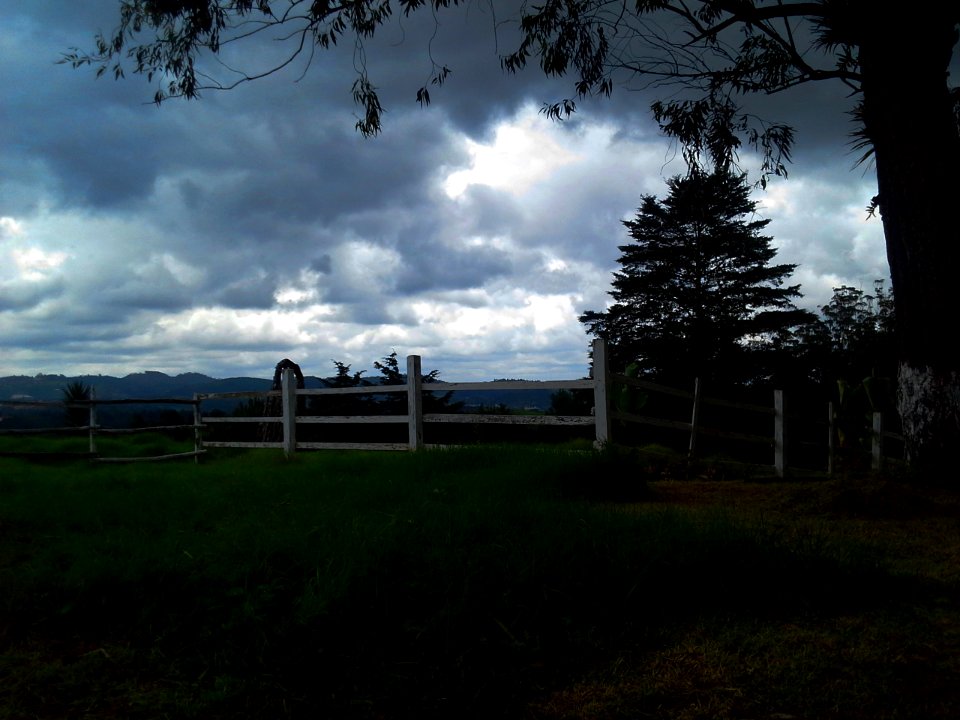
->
[0,372,565,427]
[1,370,278,403]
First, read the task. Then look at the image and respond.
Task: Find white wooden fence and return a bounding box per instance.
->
[0,339,901,474]
[195,339,819,476]
[0,396,202,463]
[197,353,598,453]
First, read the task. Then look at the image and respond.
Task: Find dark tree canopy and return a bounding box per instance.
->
[581,171,812,385]
[310,352,461,416]
[790,281,898,463]
[814,281,895,380]
[786,280,896,392]
[61,380,93,427]
[68,1,960,470]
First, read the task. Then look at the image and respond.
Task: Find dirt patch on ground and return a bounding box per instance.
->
[646,477,960,583]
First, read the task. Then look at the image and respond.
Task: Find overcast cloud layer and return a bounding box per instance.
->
[2,2,899,381]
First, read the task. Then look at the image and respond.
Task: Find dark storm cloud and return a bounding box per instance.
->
[164,114,467,239]
[4,4,474,216]
[99,282,196,313]
[212,273,280,309]
[2,6,200,211]
[355,4,577,138]
[394,239,513,294]
[0,278,65,311]
[2,308,147,348]
[443,185,526,237]
[310,255,332,274]
[33,112,180,209]
[4,0,623,245]
[337,302,404,326]
[167,2,578,141]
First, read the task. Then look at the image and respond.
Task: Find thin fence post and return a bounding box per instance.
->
[282,367,297,457]
[827,401,835,476]
[592,338,612,447]
[88,389,97,456]
[407,355,424,450]
[872,411,883,471]
[688,377,701,460]
[774,389,785,478]
[193,393,202,463]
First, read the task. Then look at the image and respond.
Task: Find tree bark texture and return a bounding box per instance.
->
[859,11,960,473]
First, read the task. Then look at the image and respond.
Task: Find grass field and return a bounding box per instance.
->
[1,445,958,719]
[0,430,197,460]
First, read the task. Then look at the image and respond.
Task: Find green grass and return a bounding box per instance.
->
[0,430,195,459]
[1,446,957,719]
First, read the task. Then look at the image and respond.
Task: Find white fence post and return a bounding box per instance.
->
[193,393,202,463]
[774,389,785,478]
[688,377,701,459]
[282,367,297,457]
[407,355,424,450]
[592,338,612,447]
[872,411,883,471]
[827,401,835,476]
[88,388,97,456]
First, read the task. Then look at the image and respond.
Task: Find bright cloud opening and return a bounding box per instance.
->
[1,216,25,238]
[443,107,580,199]
[12,247,68,281]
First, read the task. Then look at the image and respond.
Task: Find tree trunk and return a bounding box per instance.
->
[897,363,960,473]
[859,13,960,475]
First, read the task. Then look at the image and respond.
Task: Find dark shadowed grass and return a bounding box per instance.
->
[1,446,957,719]
[0,431,195,459]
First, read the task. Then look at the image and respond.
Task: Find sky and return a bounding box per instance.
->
[1,2,903,382]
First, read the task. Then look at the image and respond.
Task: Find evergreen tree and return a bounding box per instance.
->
[372,351,462,414]
[308,352,462,416]
[581,172,813,385]
[311,361,375,417]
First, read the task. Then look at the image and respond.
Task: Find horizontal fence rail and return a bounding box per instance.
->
[196,355,600,455]
[0,340,902,474]
[0,395,202,463]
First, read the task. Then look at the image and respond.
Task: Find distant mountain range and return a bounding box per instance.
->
[1,371,275,403]
[0,371,567,429]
